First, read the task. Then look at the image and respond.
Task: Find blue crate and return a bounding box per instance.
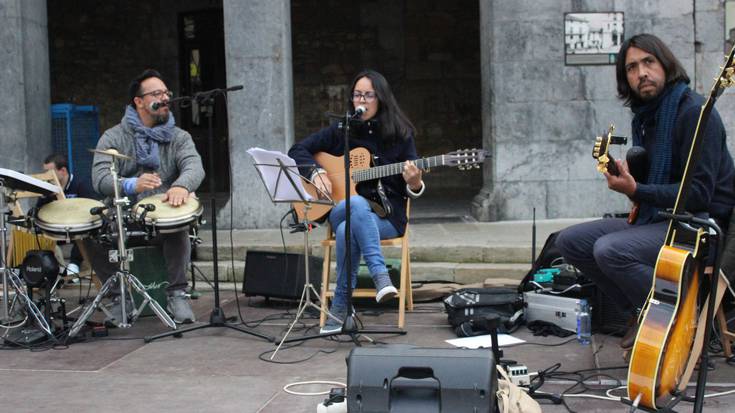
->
[51,104,100,183]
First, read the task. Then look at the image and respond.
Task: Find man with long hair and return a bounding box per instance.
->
[555,34,735,350]
[289,69,425,334]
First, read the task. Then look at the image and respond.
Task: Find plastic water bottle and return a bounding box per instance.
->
[577,299,591,345]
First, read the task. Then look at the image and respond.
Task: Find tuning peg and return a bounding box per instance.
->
[474,164,480,169]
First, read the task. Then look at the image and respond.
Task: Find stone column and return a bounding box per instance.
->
[470,0,498,221]
[222,0,294,228]
[0,0,51,174]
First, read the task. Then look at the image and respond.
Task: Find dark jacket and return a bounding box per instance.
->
[633,88,735,222]
[288,120,418,235]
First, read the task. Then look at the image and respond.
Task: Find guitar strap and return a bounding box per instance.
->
[676,270,728,392]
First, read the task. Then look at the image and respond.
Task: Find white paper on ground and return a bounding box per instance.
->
[445,333,526,349]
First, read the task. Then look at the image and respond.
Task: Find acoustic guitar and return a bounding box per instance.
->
[627,47,735,409]
[592,124,648,224]
[292,147,487,221]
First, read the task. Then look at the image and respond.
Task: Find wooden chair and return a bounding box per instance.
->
[716,300,734,358]
[319,200,413,328]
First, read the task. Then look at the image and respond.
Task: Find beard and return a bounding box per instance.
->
[151,110,170,125]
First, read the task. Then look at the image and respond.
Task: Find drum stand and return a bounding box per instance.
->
[0,182,56,342]
[68,159,176,338]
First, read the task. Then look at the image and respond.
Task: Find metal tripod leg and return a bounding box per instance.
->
[68,272,118,337]
[271,281,334,359]
[5,270,55,341]
[68,270,176,338]
[123,271,176,329]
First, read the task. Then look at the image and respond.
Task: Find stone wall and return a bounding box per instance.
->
[0,0,52,174]
[291,0,483,193]
[473,0,734,221]
[47,0,222,133]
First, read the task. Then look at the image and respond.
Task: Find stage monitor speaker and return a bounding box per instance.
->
[593,288,630,336]
[242,250,321,300]
[346,345,496,413]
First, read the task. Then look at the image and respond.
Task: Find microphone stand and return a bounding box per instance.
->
[145,86,273,343]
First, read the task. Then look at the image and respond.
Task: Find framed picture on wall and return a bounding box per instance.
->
[564,12,624,65]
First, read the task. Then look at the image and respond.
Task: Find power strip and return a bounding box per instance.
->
[505,364,531,386]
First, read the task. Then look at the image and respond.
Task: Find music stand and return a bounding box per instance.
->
[247,148,335,357]
[0,168,59,340]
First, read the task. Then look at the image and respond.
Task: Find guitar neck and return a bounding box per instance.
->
[351,155,447,183]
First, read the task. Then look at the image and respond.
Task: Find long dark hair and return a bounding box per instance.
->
[348,69,415,143]
[615,33,690,106]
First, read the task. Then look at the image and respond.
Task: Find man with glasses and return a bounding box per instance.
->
[88,69,205,326]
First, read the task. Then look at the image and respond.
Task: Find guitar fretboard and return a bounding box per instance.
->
[351,156,446,183]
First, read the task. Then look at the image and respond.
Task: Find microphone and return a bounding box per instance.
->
[151,101,167,110]
[351,105,367,119]
[90,206,108,215]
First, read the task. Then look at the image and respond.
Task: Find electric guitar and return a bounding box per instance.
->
[627,46,735,409]
[292,147,487,221]
[592,124,648,224]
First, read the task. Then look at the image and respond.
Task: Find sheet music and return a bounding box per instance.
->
[247,147,314,202]
[0,168,60,195]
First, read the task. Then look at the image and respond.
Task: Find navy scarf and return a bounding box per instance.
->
[630,81,688,224]
[124,105,175,170]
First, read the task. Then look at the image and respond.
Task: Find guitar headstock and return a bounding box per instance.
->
[445,148,488,170]
[592,124,616,174]
[713,44,735,98]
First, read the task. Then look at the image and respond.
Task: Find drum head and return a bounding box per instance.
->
[37,198,104,226]
[134,194,202,228]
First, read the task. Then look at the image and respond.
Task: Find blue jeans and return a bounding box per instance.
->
[328,195,399,309]
[555,218,667,313]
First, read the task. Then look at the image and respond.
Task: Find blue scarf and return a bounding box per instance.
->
[630,81,688,224]
[124,105,175,170]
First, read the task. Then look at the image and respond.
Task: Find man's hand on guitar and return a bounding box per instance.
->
[313,171,332,199]
[403,160,423,191]
[604,159,637,197]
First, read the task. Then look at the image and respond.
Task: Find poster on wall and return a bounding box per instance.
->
[564,12,624,65]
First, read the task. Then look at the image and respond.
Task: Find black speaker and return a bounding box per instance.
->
[593,288,631,336]
[346,345,496,413]
[242,250,322,300]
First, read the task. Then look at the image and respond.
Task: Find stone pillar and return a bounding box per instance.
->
[0,0,52,174]
[222,0,294,228]
[470,0,498,221]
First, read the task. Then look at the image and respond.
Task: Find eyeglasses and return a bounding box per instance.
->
[139,89,173,99]
[352,91,377,102]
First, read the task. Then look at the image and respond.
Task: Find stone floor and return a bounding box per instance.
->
[0,283,733,413]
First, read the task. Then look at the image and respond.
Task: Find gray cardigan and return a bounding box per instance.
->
[92,115,205,203]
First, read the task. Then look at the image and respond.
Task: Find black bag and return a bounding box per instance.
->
[444,288,524,336]
[518,231,562,292]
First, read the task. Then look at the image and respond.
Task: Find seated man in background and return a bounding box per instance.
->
[37,153,97,281]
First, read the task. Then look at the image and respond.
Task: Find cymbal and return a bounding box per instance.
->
[88,148,133,160]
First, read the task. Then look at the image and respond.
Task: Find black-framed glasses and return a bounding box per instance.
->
[352,91,377,102]
[139,89,174,99]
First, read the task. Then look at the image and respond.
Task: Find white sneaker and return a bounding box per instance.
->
[66,263,80,284]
